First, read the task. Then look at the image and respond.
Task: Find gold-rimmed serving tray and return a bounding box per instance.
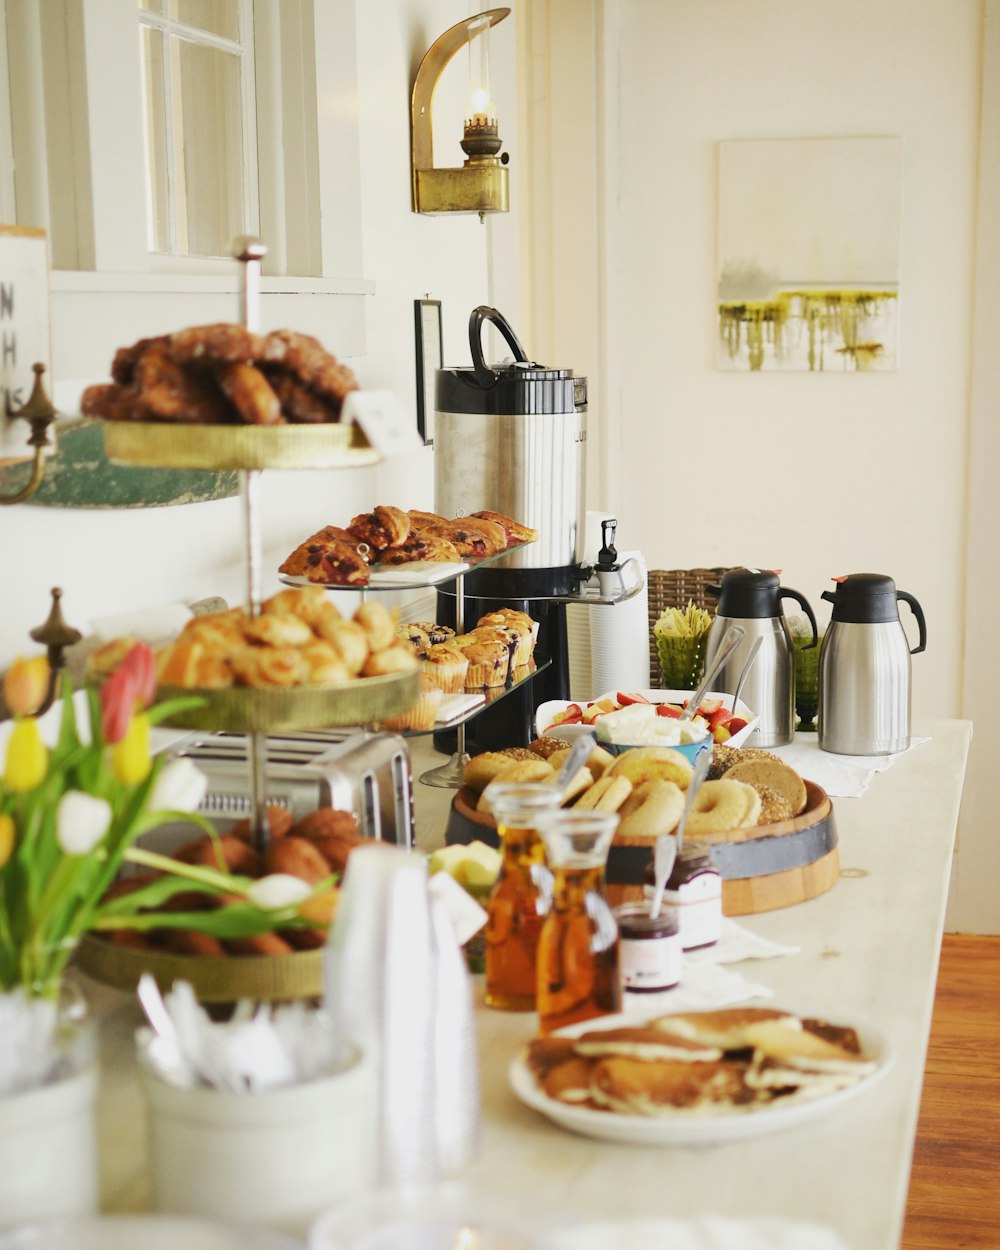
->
[102,420,380,471]
[156,667,421,735]
[76,936,323,1003]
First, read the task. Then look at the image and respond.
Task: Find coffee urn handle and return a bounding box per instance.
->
[469,305,529,388]
[897,591,928,654]
[780,588,819,648]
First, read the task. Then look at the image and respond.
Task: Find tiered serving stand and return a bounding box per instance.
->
[81,239,421,1001]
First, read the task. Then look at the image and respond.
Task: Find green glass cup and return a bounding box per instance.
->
[655,634,709,691]
[793,634,822,731]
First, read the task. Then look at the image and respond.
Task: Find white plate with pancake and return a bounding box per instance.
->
[508,1008,893,1145]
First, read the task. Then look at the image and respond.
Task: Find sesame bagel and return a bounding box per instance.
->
[725,758,808,816]
[607,746,694,790]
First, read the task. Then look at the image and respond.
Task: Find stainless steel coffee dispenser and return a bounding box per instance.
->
[433,306,589,748]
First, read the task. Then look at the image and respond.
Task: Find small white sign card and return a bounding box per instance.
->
[342,388,424,457]
[0,225,52,461]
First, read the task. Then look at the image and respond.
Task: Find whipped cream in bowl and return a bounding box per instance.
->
[593,704,711,750]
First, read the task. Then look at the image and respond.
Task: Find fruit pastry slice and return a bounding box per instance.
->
[279,526,371,585]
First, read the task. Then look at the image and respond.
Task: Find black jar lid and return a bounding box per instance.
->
[823,573,899,623]
[435,363,583,416]
[710,568,783,619]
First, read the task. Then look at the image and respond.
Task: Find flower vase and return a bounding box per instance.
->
[0,1009,99,1231]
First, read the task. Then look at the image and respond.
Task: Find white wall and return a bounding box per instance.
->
[525,0,992,930]
[0,0,520,657]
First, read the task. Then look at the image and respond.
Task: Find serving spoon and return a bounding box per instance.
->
[678,623,746,721]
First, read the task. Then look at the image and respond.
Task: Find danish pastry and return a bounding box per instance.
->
[470,510,539,544]
[229,645,307,688]
[241,612,314,649]
[347,506,410,551]
[279,528,371,585]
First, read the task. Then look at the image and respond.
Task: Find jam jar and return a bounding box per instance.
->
[614,901,682,993]
[644,843,722,950]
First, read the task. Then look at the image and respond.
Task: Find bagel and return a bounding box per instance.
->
[725,759,807,816]
[754,783,794,825]
[559,766,595,805]
[684,778,759,836]
[708,745,782,780]
[528,735,573,760]
[547,744,615,781]
[463,751,520,793]
[616,780,686,839]
[573,774,633,813]
[477,759,557,813]
[607,746,693,791]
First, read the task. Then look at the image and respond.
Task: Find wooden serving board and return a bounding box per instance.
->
[449,781,840,917]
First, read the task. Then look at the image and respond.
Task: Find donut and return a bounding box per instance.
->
[754,784,794,825]
[725,759,808,816]
[616,780,685,838]
[573,774,634,813]
[684,779,759,836]
[607,746,694,791]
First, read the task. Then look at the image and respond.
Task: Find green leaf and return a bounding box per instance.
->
[146,696,207,725]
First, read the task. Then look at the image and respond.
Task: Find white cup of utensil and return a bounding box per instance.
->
[139,1035,376,1238]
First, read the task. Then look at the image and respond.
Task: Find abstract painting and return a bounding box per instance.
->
[717,137,902,372]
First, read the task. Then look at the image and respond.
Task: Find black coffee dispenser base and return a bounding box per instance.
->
[432,589,571,754]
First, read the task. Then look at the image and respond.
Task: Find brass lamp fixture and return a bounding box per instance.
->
[1,363,57,505]
[411,7,511,219]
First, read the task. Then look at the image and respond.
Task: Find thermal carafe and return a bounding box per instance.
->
[433,306,588,747]
[704,569,818,748]
[817,573,927,756]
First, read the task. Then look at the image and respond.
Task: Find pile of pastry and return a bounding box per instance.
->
[460,740,810,840]
[101,805,359,957]
[81,324,357,426]
[280,505,537,586]
[89,588,417,691]
[526,1006,877,1117]
[385,608,539,731]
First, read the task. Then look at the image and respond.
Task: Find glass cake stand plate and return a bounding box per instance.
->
[75,938,323,1004]
[102,420,380,470]
[155,667,421,734]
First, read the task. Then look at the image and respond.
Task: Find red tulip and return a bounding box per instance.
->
[119,643,156,709]
[100,665,137,744]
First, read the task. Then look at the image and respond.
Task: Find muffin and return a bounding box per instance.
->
[454,637,511,688]
[410,621,456,646]
[384,673,444,731]
[420,642,469,693]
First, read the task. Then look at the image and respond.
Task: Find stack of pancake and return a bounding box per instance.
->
[525,1007,876,1117]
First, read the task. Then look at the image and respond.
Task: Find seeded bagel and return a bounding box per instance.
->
[708,745,782,780]
[754,784,794,825]
[725,758,808,816]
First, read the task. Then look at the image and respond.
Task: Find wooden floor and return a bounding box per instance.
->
[901,934,1000,1249]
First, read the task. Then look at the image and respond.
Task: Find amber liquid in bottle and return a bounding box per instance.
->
[536,863,621,1036]
[484,823,551,1011]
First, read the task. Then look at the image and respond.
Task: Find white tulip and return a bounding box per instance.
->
[149,758,208,813]
[56,791,113,856]
[246,874,313,911]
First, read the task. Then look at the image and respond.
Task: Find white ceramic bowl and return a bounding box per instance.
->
[534,689,759,753]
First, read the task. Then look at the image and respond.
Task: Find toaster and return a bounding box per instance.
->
[146,729,414,851]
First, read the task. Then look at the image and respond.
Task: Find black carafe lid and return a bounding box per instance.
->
[708,568,784,618]
[821,573,900,623]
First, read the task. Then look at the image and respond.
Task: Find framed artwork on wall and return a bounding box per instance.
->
[717,136,903,372]
[414,298,442,444]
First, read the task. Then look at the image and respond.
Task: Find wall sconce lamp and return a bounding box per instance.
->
[411,7,511,220]
[1,363,57,506]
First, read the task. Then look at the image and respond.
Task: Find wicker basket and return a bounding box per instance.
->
[646,567,736,689]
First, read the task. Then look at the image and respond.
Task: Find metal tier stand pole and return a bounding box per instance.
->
[420,570,470,788]
[235,237,272,853]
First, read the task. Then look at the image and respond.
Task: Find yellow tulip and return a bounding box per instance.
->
[2,655,50,717]
[110,711,152,786]
[3,717,48,792]
[0,812,15,868]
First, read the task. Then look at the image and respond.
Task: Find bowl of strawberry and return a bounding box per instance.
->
[535,689,758,760]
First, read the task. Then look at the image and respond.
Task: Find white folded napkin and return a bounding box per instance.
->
[769,732,931,798]
[544,1216,849,1250]
[623,960,774,1016]
[686,917,799,966]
